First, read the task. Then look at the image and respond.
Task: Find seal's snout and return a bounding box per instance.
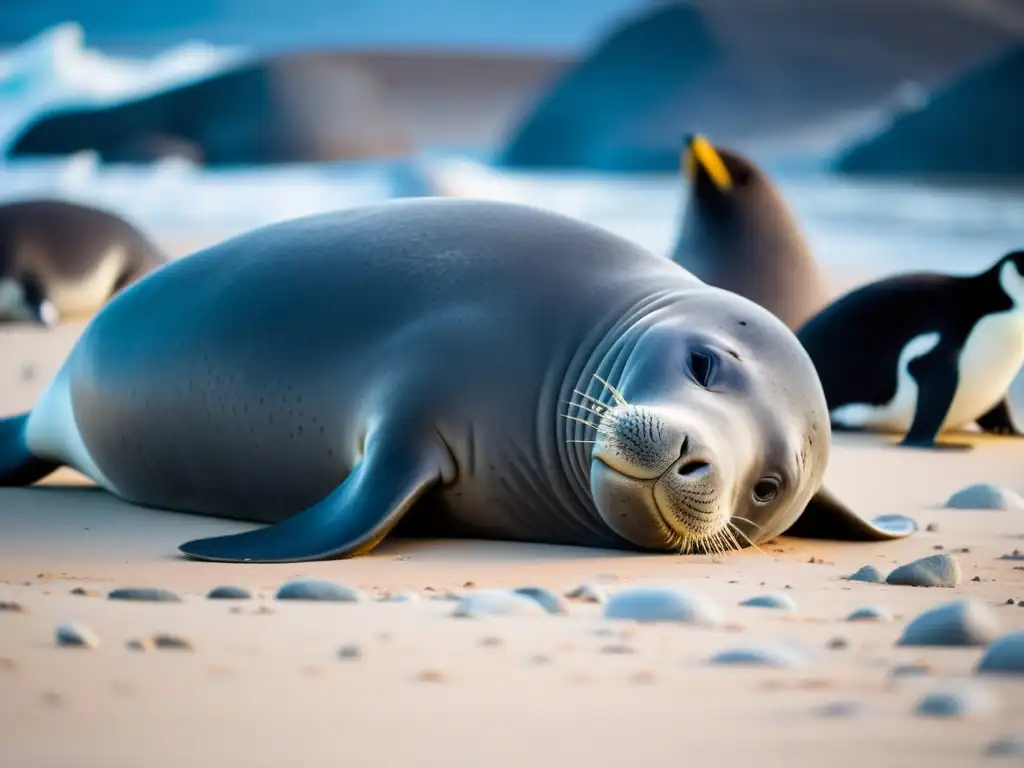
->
[677,459,710,477]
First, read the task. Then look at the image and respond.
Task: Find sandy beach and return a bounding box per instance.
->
[2,263,1024,768]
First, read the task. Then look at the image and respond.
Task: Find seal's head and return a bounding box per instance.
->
[577,287,908,554]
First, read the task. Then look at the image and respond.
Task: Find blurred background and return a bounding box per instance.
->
[0,0,1022,282]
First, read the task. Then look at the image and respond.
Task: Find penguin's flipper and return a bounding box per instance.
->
[0,413,61,486]
[900,342,972,451]
[976,397,1024,437]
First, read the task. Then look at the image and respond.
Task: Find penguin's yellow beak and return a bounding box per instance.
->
[683,134,733,190]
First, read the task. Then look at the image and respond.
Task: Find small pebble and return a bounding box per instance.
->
[127,634,193,651]
[452,589,548,618]
[739,592,797,611]
[604,586,723,628]
[530,654,552,665]
[985,734,1024,757]
[944,483,1024,511]
[847,565,884,583]
[69,588,99,597]
[513,587,569,615]
[206,586,252,600]
[600,643,636,655]
[708,644,810,669]
[826,637,849,650]
[914,684,1000,718]
[417,669,446,683]
[274,579,364,602]
[55,622,99,649]
[898,599,1001,647]
[0,601,25,612]
[925,523,940,532]
[337,644,362,660]
[999,549,1024,561]
[1007,598,1016,605]
[387,592,420,603]
[818,701,862,717]
[886,553,961,587]
[934,544,945,550]
[890,662,933,678]
[976,631,1024,674]
[479,636,503,647]
[846,605,891,622]
[108,587,182,603]
[629,670,656,685]
[565,582,607,604]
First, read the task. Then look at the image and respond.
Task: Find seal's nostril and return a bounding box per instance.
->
[678,460,710,477]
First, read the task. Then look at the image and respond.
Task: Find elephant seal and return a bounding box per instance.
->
[0,199,167,326]
[669,134,829,330]
[0,199,913,562]
[798,250,1024,450]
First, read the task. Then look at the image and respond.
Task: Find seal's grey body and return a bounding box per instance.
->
[0,199,912,562]
[670,135,829,330]
[0,199,167,326]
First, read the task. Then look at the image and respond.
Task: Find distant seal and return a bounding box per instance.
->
[0,200,167,326]
[669,134,829,330]
[0,199,912,563]
[797,250,1024,450]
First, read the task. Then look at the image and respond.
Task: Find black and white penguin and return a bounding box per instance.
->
[0,199,167,327]
[669,133,829,330]
[797,250,1024,450]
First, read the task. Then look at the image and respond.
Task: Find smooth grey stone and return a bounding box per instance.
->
[847,565,884,583]
[565,582,608,604]
[898,599,1001,647]
[274,579,364,602]
[337,644,362,660]
[890,663,933,678]
[886,553,961,587]
[976,631,1024,674]
[452,589,549,618]
[108,587,182,602]
[846,605,891,622]
[127,634,194,651]
[945,483,1024,511]
[740,592,796,611]
[55,622,99,648]
[513,587,569,615]
[915,684,1000,718]
[985,734,1024,757]
[818,700,862,717]
[206,585,252,600]
[603,586,723,627]
[999,549,1024,561]
[708,644,810,668]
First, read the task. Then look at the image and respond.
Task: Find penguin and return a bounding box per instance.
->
[669,133,830,330]
[0,199,167,327]
[796,250,1024,450]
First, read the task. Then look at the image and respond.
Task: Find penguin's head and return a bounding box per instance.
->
[0,274,59,327]
[680,133,769,209]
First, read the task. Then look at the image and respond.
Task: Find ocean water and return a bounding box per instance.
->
[0,23,1022,282]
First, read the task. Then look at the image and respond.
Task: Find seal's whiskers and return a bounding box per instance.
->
[728,520,765,555]
[573,389,609,413]
[592,374,629,407]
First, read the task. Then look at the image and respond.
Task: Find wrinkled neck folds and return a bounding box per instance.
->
[552,289,692,522]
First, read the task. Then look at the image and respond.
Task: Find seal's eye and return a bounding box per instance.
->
[752,477,780,504]
[689,350,715,388]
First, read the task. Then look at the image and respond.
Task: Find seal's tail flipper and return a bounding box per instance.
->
[783,485,917,541]
[0,413,61,486]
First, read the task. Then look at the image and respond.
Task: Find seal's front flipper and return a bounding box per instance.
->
[178,430,451,563]
[0,413,61,486]
[783,485,916,541]
[976,397,1024,437]
[900,343,971,451]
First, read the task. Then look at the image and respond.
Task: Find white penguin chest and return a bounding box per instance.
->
[946,309,1024,428]
[830,310,1024,434]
